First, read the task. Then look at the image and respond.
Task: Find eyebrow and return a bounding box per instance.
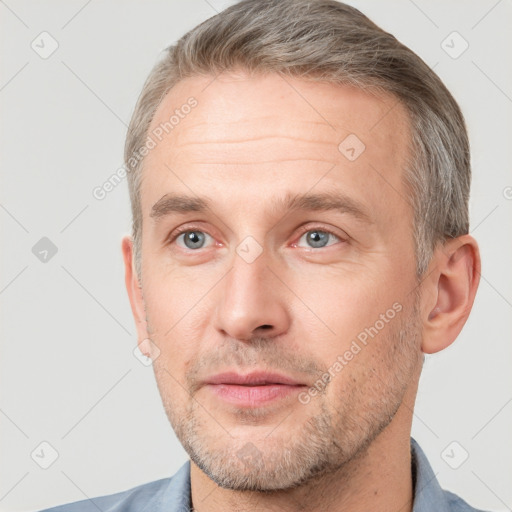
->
[150,194,210,219]
[149,191,372,224]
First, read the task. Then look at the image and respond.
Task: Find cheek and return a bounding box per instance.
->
[289,269,392,335]
[143,265,213,326]
[142,276,210,372]
[286,265,411,374]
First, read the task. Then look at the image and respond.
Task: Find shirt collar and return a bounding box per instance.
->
[410,437,451,511]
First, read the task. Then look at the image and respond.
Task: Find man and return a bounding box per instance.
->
[40,0,487,510]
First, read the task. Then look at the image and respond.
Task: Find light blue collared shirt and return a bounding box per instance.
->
[37,438,489,512]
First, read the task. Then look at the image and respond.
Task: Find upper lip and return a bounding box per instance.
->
[204,371,305,386]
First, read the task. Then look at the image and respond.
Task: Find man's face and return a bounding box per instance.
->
[131,73,424,490]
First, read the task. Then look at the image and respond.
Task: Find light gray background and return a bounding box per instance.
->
[1,1,511,511]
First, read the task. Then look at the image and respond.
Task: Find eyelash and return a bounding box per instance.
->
[170,225,213,244]
[294,225,343,247]
[169,224,345,250]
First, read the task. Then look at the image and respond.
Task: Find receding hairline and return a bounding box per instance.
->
[139,69,413,197]
[145,68,404,135]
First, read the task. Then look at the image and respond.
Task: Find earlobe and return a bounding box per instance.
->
[421,235,481,354]
[121,236,149,344]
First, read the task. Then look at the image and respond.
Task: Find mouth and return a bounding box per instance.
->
[202,371,308,407]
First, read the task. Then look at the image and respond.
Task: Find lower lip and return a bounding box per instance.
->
[205,383,306,407]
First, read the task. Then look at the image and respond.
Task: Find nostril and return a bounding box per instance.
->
[259,325,273,330]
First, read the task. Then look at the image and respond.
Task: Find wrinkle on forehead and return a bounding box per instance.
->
[147,72,410,152]
[142,72,412,228]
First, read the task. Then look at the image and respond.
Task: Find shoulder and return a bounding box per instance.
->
[410,438,492,512]
[37,478,172,512]
[35,461,191,512]
[444,490,492,512]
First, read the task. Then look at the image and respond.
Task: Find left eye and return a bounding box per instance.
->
[175,230,214,250]
[297,229,341,249]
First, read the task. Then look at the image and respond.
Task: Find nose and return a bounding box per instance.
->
[213,247,291,342]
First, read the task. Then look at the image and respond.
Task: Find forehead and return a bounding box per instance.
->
[141,72,411,221]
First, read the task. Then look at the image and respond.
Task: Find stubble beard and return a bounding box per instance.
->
[151,298,422,492]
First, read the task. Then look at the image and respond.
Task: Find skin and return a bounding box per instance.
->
[122,72,480,512]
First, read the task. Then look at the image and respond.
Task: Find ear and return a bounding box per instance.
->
[420,235,481,354]
[122,236,150,353]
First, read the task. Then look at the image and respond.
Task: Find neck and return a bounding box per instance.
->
[190,392,416,512]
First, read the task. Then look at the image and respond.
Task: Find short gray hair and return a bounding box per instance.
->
[125,0,470,279]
